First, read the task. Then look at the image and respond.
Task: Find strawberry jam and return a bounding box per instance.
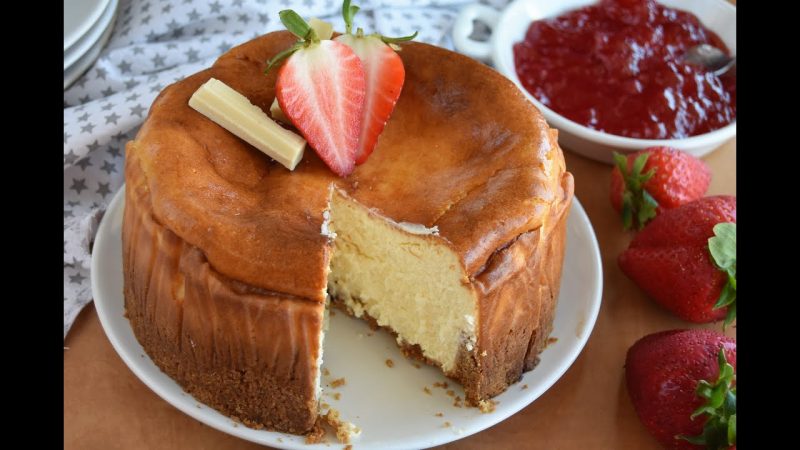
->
[513,0,736,139]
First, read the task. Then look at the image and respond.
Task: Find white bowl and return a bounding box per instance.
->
[452,0,736,164]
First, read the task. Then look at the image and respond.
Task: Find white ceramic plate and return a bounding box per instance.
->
[453,0,736,164]
[64,0,118,70]
[64,0,110,51]
[93,186,603,449]
[63,4,116,90]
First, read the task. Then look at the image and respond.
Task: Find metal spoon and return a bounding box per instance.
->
[684,44,736,77]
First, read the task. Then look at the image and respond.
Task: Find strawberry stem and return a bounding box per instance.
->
[265,11,320,73]
[341,0,418,45]
[613,151,659,230]
[342,0,360,34]
[679,348,736,450]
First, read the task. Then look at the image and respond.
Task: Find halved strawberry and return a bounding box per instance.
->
[335,0,416,164]
[268,10,366,177]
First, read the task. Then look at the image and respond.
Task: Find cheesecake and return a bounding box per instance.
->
[123,30,574,435]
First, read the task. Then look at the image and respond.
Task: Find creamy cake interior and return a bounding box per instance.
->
[122,30,573,436]
[325,188,478,373]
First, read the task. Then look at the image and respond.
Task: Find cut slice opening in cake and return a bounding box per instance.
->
[324,188,478,374]
[311,187,480,442]
[123,30,573,438]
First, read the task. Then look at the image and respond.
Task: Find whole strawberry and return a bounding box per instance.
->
[626,329,736,450]
[619,196,736,324]
[611,147,711,229]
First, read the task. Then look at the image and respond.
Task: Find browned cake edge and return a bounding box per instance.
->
[331,162,574,405]
[122,30,574,434]
[123,142,324,434]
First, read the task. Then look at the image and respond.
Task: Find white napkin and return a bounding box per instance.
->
[63,0,510,338]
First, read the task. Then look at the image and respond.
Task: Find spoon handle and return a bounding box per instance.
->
[715,58,736,78]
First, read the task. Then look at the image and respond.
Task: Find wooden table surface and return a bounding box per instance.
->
[64,140,736,449]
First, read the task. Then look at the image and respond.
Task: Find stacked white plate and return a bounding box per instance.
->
[64,0,119,90]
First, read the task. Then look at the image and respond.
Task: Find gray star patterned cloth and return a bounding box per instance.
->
[64,0,510,338]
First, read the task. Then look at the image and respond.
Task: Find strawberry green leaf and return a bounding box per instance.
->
[265,42,304,73]
[265,11,321,74]
[708,222,736,327]
[638,190,658,230]
[613,151,628,174]
[381,31,419,43]
[342,0,360,34]
[279,10,318,41]
[632,151,648,176]
[613,151,659,230]
[621,191,633,230]
[723,303,736,329]
[709,223,736,270]
[679,348,736,450]
[714,282,735,309]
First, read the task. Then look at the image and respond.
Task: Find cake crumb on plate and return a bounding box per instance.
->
[478,399,497,413]
[423,387,432,395]
[323,408,361,444]
[330,378,346,388]
[385,358,394,368]
[304,420,326,444]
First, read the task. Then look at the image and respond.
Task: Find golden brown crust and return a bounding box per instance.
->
[124,147,323,434]
[467,165,573,402]
[134,31,566,301]
[134,32,331,301]
[124,30,573,430]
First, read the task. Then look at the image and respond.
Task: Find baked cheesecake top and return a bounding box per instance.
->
[131,30,566,302]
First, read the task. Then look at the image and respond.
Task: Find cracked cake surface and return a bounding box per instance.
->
[123,30,574,435]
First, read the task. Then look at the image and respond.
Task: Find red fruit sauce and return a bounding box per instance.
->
[513,0,736,139]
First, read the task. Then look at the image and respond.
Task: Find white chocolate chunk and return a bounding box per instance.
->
[309,18,334,40]
[188,78,306,170]
[270,98,290,124]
